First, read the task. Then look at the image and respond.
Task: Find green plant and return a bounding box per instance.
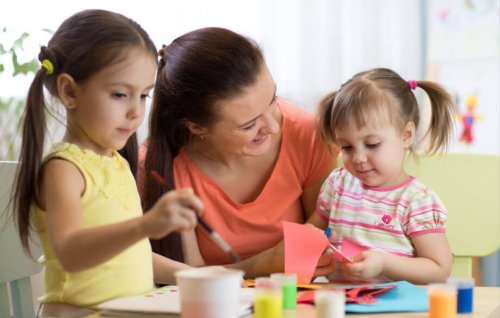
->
[0,27,40,160]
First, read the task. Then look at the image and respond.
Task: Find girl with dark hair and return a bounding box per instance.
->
[140,27,338,277]
[12,9,203,316]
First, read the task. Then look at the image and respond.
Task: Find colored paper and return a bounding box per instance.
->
[341,237,368,257]
[329,243,354,263]
[283,221,330,284]
[98,286,253,317]
[298,281,429,313]
[345,281,428,313]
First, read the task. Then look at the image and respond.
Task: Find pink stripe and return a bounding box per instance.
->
[410,206,447,217]
[340,191,411,208]
[403,206,446,225]
[338,189,413,208]
[361,176,416,191]
[330,218,405,236]
[408,218,445,229]
[408,228,445,237]
[336,202,394,216]
[410,211,447,222]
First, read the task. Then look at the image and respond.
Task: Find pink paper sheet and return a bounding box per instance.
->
[341,237,368,257]
[283,221,330,284]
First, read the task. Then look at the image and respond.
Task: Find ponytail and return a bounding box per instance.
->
[142,70,186,262]
[13,70,48,253]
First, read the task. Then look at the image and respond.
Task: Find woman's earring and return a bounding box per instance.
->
[199,134,205,141]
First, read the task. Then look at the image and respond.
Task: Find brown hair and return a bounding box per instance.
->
[143,27,264,262]
[318,68,456,155]
[13,9,157,252]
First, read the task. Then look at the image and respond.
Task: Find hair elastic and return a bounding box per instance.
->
[41,59,54,75]
[158,44,167,67]
[407,80,417,90]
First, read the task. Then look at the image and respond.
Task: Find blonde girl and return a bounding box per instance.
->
[308,68,456,284]
[12,9,203,317]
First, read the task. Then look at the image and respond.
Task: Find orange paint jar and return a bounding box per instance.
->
[428,284,457,318]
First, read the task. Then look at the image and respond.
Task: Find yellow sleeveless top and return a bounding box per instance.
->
[34,142,153,308]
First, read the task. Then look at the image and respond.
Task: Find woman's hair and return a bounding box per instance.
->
[143,27,264,261]
[13,9,157,252]
[318,68,456,155]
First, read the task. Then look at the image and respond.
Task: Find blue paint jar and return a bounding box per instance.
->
[448,277,474,313]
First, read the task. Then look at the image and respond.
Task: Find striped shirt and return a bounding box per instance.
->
[317,167,447,282]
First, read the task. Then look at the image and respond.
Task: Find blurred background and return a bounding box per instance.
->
[2,0,498,157]
[0,0,498,301]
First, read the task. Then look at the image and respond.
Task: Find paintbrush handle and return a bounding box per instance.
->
[197,217,239,261]
[197,217,213,233]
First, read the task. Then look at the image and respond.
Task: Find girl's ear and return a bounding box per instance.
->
[403,121,416,148]
[57,73,78,110]
[185,121,208,137]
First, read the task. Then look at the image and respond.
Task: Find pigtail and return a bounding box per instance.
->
[416,81,456,155]
[12,70,48,253]
[317,91,338,146]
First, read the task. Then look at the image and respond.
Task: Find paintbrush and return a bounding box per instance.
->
[150,170,241,263]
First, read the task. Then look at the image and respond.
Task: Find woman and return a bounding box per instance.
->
[139,27,338,277]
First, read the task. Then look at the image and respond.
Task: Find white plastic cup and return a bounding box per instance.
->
[315,289,345,318]
[175,266,244,318]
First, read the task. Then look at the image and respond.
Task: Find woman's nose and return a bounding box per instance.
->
[260,111,280,134]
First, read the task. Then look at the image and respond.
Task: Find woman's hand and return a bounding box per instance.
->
[142,188,204,239]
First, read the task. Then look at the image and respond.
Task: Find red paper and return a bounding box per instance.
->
[297,284,397,305]
[329,243,354,264]
[283,221,330,284]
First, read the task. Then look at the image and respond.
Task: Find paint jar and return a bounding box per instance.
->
[270,273,297,309]
[175,266,244,318]
[448,277,474,313]
[314,289,345,318]
[254,277,282,318]
[428,283,457,318]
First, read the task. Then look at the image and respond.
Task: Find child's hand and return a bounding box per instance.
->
[143,188,204,239]
[344,251,385,280]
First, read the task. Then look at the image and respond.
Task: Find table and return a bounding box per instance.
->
[86,286,499,318]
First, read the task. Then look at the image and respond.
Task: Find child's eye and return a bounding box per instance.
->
[366,143,380,149]
[140,94,151,100]
[241,121,257,131]
[341,145,352,152]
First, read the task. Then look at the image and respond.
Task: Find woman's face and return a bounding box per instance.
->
[201,64,281,157]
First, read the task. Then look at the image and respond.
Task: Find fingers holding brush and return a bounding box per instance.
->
[142,188,205,239]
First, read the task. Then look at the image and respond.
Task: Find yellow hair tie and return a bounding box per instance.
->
[41,59,54,75]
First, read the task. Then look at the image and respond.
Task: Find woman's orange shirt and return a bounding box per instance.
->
[139,99,335,264]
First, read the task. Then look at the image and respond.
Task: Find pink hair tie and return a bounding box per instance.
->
[407,80,417,90]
